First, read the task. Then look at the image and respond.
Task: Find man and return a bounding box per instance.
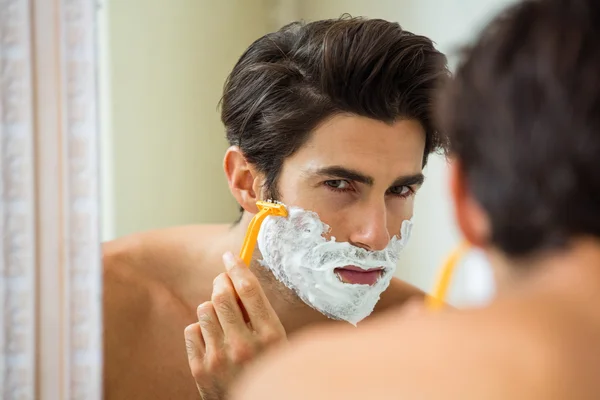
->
[103,16,449,400]
[226,0,600,399]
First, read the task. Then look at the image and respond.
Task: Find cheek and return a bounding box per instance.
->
[316,210,347,241]
[273,172,304,204]
[386,197,415,236]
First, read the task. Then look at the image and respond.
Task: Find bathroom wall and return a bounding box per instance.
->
[99,1,272,239]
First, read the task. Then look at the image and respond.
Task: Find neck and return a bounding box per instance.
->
[249,259,334,335]
[489,237,600,298]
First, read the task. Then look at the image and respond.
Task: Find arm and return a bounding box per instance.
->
[103,251,151,399]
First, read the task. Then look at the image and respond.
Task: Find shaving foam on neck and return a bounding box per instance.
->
[257,206,413,325]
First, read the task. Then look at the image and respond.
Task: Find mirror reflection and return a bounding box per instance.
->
[98,1,505,398]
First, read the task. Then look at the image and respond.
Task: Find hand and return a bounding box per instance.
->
[184,252,287,400]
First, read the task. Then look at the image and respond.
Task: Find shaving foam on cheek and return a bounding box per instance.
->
[257,206,413,326]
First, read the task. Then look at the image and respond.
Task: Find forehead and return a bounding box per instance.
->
[287,114,426,175]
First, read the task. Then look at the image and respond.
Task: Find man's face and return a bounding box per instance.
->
[274,113,425,256]
[253,114,425,323]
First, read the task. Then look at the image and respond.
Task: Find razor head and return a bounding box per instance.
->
[256,199,288,217]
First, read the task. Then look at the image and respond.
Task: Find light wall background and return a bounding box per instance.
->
[99,0,519,304]
[99,1,273,240]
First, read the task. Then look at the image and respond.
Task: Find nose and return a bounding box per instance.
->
[348,201,390,252]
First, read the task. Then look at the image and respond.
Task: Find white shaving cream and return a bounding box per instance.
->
[257,206,413,325]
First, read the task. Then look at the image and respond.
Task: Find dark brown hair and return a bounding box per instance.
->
[221,16,449,210]
[440,0,600,257]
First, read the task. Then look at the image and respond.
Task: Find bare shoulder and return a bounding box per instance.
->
[103,224,228,276]
[101,223,229,335]
[232,301,581,400]
[102,225,228,399]
[103,235,154,346]
[102,224,231,302]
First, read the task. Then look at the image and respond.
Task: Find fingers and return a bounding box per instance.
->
[222,252,280,334]
[186,256,288,399]
[185,323,205,380]
[197,301,224,352]
[211,273,248,336]
[185,322,205,360]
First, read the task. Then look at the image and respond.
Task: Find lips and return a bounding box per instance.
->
[334,265,384,286]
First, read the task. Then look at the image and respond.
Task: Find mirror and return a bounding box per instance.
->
[2,0,513,397]
[99,0,507,302]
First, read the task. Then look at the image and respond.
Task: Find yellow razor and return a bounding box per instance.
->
[425,241,471,311]
[239,200,288,267]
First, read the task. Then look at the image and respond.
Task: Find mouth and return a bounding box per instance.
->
[334,265,384,286]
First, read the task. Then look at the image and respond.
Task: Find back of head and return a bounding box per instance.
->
[221,16,449,200]
[441,0,600,258]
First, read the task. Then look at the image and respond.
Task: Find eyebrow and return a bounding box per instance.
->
[309,165,425,187]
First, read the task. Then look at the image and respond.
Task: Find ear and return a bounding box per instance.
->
[449,159,490,248]
[224,146,262,214]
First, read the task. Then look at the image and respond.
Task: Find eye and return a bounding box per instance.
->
[388,185,413,198]
[324,180,352,191]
